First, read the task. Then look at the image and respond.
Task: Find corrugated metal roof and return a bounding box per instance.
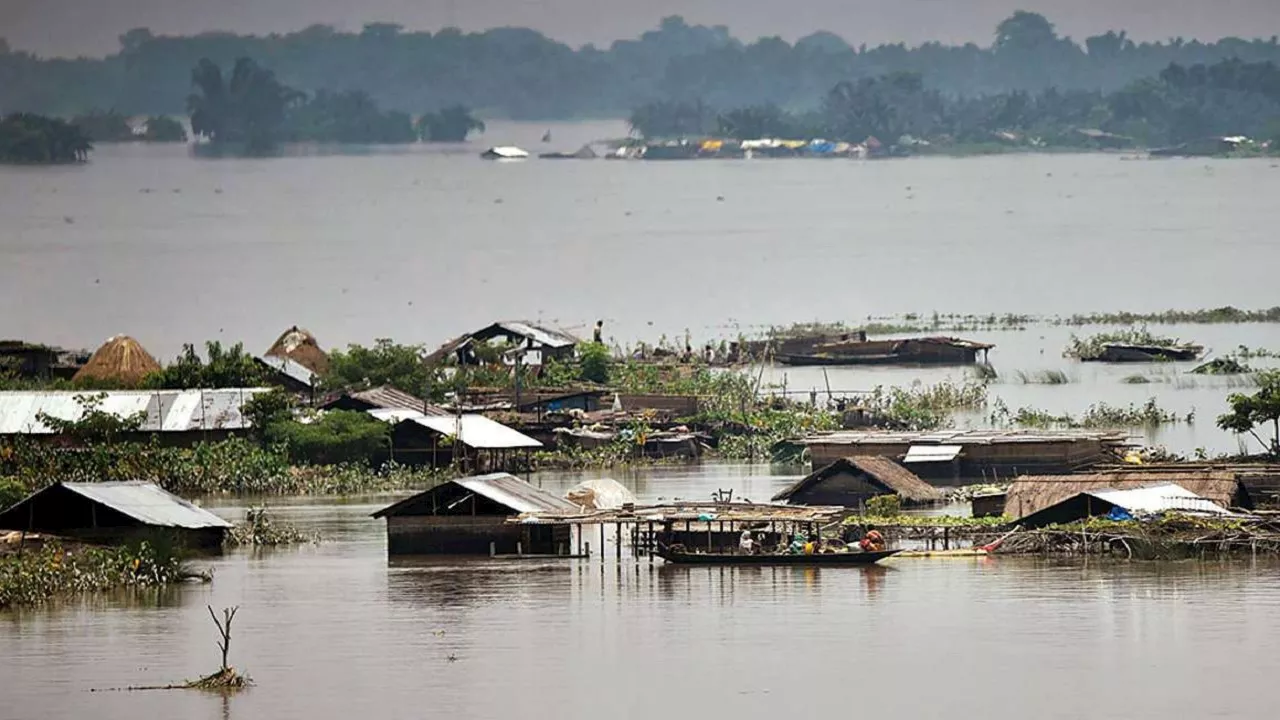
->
[62,482,230,528]
[903,445,963,463]
[256,355,317,387]
[369,409,542,449]
[1088,483,1233,516]
[454,473,579,513]
[0,389,271,434]
[805,429,1130,446]
[491,321,579,349]
[371,473,577,517]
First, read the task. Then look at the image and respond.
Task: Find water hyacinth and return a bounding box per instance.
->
[0,541,186,608]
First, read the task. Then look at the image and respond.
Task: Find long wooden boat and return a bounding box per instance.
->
[655,544,901,565]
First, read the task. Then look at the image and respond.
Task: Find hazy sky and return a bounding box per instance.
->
[3,0,1278,58]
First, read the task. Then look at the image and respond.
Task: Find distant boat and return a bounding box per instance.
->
[541,130,552,143]
[481,146,529,160]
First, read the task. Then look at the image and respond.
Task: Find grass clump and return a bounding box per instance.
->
[225,507,318,547]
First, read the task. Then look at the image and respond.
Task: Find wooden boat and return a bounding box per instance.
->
[655,544,901,566]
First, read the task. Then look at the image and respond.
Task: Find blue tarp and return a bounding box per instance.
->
[1107,507,1133,521]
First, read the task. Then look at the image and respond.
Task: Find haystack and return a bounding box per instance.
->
[264,326,330,375]
[72,335,161,386]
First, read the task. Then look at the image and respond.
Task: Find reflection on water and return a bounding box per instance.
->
[5,464,1280,720]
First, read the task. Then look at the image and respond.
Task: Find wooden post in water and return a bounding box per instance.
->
[600,523,605,562]
[615,522,623,561]
[648,521,654,563]
[490,541,496,558]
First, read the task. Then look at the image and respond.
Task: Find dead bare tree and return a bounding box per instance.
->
[207,605,239,672]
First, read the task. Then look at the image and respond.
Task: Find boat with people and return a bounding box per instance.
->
[654,543,901,565]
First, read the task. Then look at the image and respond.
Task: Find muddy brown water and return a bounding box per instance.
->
[4,464,1280,719]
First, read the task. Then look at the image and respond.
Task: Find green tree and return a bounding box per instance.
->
[187,57,301,153]
[36,393,146,444]
[144,116,187,142]
[147,341,266,389]
[416,105,485,142]
[578,343,611,384]
[1217,370,1280,457]
[265,410,390,465]
[240,388,296,439]
[287,89,416,143]
[71,109,134,141]
[325,339,434,396]
[0,114,92,164]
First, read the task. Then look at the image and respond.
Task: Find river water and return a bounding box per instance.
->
[4,464,1280,720]
[3,122,1279,453]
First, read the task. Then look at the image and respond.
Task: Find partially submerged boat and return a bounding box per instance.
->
[770,335,993,367]
[655,543,901,565]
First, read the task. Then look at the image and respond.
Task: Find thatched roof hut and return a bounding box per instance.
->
[773,456,943,507]
[72,335,161,386]
[1005,471,1251,522]
[264,326,329,375]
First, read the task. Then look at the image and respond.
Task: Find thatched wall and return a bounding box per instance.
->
[1006,471,1248,521]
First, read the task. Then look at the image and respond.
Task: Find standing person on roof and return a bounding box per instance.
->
[593,320,603,344]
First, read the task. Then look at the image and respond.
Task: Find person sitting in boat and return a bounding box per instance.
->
[739,530,755,555]
[859,529,886,553]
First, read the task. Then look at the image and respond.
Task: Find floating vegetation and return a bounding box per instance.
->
[1228,345,1280,360]
[1062,306,1280,326]
[0,541,189,608]
[1064,327,1189,360]
[226,507,318,547]
[988,398,1188,429]
[1191,358,1252,375]
[1122,374,1152,384]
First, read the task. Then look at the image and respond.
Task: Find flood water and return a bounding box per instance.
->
[3,122,1280,453]
[4,464,1280,720]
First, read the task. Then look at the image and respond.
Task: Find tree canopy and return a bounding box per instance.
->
[0,113,91,163]
[5,14,1280,120]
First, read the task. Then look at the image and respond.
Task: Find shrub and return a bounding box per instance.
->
[265,411,390,465]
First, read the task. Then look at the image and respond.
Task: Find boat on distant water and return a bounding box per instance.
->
[654,543,901,566]
[762,335,993,367]
[481,146,529,160]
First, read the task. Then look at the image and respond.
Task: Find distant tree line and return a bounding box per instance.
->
[630,58,1280,149]
[185,57,484,152]
[4,13,1280,120]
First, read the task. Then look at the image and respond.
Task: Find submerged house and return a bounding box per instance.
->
[772,456,943,507]
[371,473,578,555]
[424,321,580,367]
[0,481,231,549]
[1013,483,1236,529]
[371,409,542,470]
[1005,471,1251,526]
[802,429,1131,482]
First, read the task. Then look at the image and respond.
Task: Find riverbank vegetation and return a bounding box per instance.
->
[1217,370,1280,457]
[70,109,186,142]
[629,57,1280,154]
[7,13,1280,122]
[0,540,189,608]
[226,507,317,546]
[0,113,92,163]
